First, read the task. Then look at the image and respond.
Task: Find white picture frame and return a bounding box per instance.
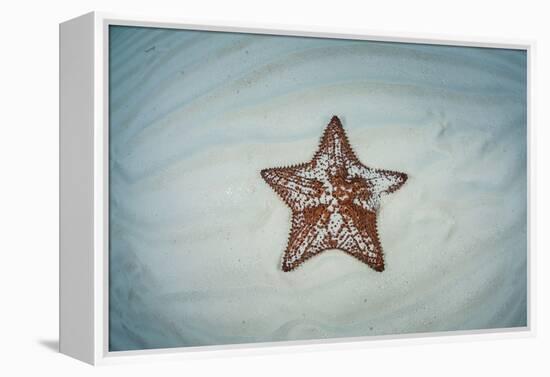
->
[59,11,534,365]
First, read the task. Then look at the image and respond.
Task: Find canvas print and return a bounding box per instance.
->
[108,25,527,351]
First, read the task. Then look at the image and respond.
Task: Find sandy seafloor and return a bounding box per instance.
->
[108,26,527,351]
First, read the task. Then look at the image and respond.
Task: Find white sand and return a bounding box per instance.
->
[108,26,527,350]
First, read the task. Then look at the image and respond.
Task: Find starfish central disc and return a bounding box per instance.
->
[261,116,407,272]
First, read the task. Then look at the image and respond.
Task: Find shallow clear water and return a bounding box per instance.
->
[108,25,527,351]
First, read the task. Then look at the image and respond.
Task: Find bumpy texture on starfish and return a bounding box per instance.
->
[261,116,407,272]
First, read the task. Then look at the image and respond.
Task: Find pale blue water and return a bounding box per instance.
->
[109,25,527,351]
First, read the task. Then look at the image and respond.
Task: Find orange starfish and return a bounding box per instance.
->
[261,116,407,272]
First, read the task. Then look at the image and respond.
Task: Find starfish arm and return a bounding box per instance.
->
[337,207,385,271]
[311,116,359,173]
[348,164,407,206]
[371,169,408,195]
[281,208,330,271]
[261,165,322,211]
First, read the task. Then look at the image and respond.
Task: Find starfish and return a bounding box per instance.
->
[261,116,407,272]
